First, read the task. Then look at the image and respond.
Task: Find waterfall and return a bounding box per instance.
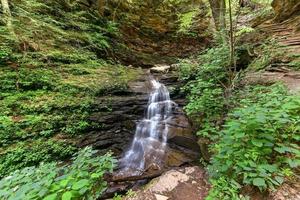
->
[119,78,177,175]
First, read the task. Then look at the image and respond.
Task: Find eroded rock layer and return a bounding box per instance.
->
[77,70,200,168]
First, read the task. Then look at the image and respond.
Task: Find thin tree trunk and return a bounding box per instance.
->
[1,0,12,28]
[219,0,226,30]
[228,0,235,82]
[97,0,106,16]
[208,0,226,30]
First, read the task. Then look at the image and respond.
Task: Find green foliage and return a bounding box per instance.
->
[0,0,141,177]
[180,40,299,198]
[0,139,76,178]
[177,9,199,35]
[289,60,300,70]
[0,147,116,200]
[208,84,300,191]
[206,177,249,200]
[113,189,136,200]
[235,26,255,37]
[0,46,12,64]
[248,39,283,70]
[179,44,230,138]
[0,90,93,146]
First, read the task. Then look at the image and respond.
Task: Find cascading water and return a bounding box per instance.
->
[119,78,177,175]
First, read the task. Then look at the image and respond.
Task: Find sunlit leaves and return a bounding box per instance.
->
[208,84,300,191]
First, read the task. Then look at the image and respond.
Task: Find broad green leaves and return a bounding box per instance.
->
[252,178,266,187]
[0,147,116,200]
[62,192,73,200]
[72,179,90,190]
[208,85,300,192]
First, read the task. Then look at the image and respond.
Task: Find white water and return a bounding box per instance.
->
[119,78,177,175]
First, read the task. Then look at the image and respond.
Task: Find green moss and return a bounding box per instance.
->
[0,0,142,174]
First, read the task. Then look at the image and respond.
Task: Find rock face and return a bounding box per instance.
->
[77,71,200,168]
[272,0,300,22]
[124,166,210,200]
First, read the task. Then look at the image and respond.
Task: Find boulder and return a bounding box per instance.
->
[124,166,210,200]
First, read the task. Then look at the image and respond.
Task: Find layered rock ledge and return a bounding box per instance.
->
[77,69,200,168]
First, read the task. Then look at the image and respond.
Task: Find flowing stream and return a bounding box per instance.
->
[119,78,177,175]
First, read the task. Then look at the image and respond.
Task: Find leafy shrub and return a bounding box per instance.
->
[180,44,230,138]
[248,40,283,70]
[206,177,249,200]
[0,147,116,200]
[208,84,300,191]
[0,139,76,177]
[0,46,12,64]
[177,9,199,35]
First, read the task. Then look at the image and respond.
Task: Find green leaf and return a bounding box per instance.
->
[91,173,99,179]
[274,176,284,185]
[62,191,73,200]
[59,179,69,188]
[286,158,300,168]
[251,139,263,147]
[253,178,266,187]
[72,179,89,190]
[43,193,57,200]
[274,146,292,154]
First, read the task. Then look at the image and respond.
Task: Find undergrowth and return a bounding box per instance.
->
[0,147,116,200]
[208,84,299,198]
[0,0,140,177]
[180,42,300,199]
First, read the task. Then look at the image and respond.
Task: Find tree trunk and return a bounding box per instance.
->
[228,0,236,85]
[208,0,226,30]
[1,0,12,28]
[97,0,106,16]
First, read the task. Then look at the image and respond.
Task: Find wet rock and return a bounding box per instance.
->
[77,76,150,155]
[166,147,198,167]
[124,166,210,200]
[77,70,200,168]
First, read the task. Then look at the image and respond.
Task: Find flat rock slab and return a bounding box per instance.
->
[150,65,171,73]
[125,166,210,200]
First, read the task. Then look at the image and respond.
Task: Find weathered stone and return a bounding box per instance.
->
[150,65,171,73]
[197,138,212,161]
[272,0,300,22]
[154,194,169,200]
[124,166,210,200]
[165,147,198,167]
